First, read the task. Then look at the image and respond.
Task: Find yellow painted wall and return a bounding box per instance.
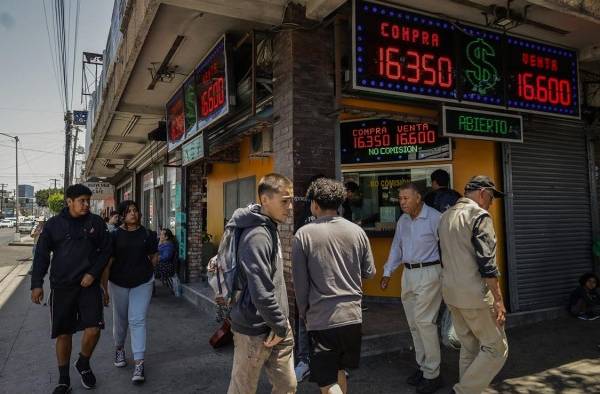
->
[339,99,506,299]
[206,137,274,243]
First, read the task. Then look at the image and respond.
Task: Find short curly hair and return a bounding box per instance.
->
[307,178,346,211]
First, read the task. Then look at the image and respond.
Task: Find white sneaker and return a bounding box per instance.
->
[295,360,310,382]
[132,362,145,384]
[114,349,127,368]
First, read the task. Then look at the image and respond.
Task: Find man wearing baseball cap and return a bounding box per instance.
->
[438,175,508,394]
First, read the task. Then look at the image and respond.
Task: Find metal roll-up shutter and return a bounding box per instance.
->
[505,115,593,312]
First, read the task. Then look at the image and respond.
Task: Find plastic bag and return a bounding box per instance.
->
[440,307,461,350]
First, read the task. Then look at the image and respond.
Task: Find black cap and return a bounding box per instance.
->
[464,175,505,198]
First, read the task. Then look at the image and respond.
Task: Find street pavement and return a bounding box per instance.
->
[0,228,18,250]
[1,241,599,393]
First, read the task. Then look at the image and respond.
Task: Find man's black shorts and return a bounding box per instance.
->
[49,284,104,338]
[309,323,362,387]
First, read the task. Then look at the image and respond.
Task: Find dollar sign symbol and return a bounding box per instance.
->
[465,38,499,95]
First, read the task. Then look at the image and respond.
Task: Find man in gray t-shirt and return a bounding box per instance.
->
[292,178,375,394]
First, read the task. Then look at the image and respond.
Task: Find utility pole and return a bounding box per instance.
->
[64,111,73,193]
[49,178,60,190]
[0,183,6,215]
[70,126,79,185]
[0,132,19,239]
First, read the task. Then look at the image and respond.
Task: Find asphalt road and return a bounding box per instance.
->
[0,228,17,246]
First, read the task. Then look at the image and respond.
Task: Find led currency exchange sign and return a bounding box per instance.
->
[353,0,580,118]
[340,118,450,165]
[443,106,523,143]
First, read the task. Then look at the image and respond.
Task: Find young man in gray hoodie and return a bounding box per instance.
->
[227,173,296,394]
[292,178,376,394]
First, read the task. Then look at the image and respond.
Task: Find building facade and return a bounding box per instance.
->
[85,0,600,321]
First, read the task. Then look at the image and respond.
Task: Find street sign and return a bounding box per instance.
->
[73,110,88,126]
[442,106,523,143]
[182,132,205,166]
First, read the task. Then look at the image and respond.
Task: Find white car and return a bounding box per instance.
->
[0,219,13,228]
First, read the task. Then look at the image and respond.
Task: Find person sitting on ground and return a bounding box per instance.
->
[155,228,177,288]
[569,272,600,319]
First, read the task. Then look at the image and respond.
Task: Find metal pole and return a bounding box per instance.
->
[15,136,20,239]
[0,183,6,215]
[64,111,73,192]
[71,126,79,184]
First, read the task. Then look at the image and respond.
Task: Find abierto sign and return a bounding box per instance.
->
[442,106,523,143]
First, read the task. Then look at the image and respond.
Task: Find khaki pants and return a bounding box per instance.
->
[401,265,442,379]
[448,304,508,394]
[227,329,297,394]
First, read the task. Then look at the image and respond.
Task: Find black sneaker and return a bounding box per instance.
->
[52,384,71,394]
[74,359,96,389]
[114,349,127,368]
[406,369,424,386]
[132,362,145,384]
[417,376,443,394]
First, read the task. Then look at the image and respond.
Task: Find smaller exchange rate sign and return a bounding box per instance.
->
[340,118,451,165]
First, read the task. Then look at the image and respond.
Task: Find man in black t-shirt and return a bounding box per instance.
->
[31,184,112,394]
[424,169,461,213]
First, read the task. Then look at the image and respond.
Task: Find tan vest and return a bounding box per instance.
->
[439,198,494,309]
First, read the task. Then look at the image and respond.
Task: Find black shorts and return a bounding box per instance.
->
[309,323,362,387]
[49,284,104,339]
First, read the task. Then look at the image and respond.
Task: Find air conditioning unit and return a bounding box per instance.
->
[249,129,273,157]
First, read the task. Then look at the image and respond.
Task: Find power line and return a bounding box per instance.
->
[0,143,63,156]
[70,0,81,110]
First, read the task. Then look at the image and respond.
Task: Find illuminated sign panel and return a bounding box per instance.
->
[167,90,185,151]
[340,118,451,164]
[352,0,580,119]
[443,106,523,143]
[458,25,505,107]
[506,36,579,117]
[195,36,231,131]
[353,0,457,100]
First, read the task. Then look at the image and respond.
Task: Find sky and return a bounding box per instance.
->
[0,0,113,194]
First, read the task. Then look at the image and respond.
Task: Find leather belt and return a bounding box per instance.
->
[404,260,441,269]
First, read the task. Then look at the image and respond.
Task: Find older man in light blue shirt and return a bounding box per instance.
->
[381,182,442,394]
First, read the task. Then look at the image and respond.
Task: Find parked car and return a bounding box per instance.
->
[0,219,13,228]
[19,220,35,234]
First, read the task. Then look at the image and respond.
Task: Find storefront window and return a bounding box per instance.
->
[342,165,452,234]
[142,171,154,230]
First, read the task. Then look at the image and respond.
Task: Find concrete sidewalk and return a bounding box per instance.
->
[1,257,600,393]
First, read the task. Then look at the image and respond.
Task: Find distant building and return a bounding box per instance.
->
[18,185,34,198]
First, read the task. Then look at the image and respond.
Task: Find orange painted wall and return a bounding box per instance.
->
[206,137,274,243]
[340,102,506,299]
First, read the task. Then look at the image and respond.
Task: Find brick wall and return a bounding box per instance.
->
[186,162,207,281]
[273,25,336,321]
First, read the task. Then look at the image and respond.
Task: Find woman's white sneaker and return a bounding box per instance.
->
[132,362,145,384]
[114,349,127,368]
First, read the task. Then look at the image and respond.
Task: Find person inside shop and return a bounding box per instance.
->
[568,272,600,320]
[101,200,159,384]
[342,181,359,222]
[424,169,461,213]
[380,182,443,394]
